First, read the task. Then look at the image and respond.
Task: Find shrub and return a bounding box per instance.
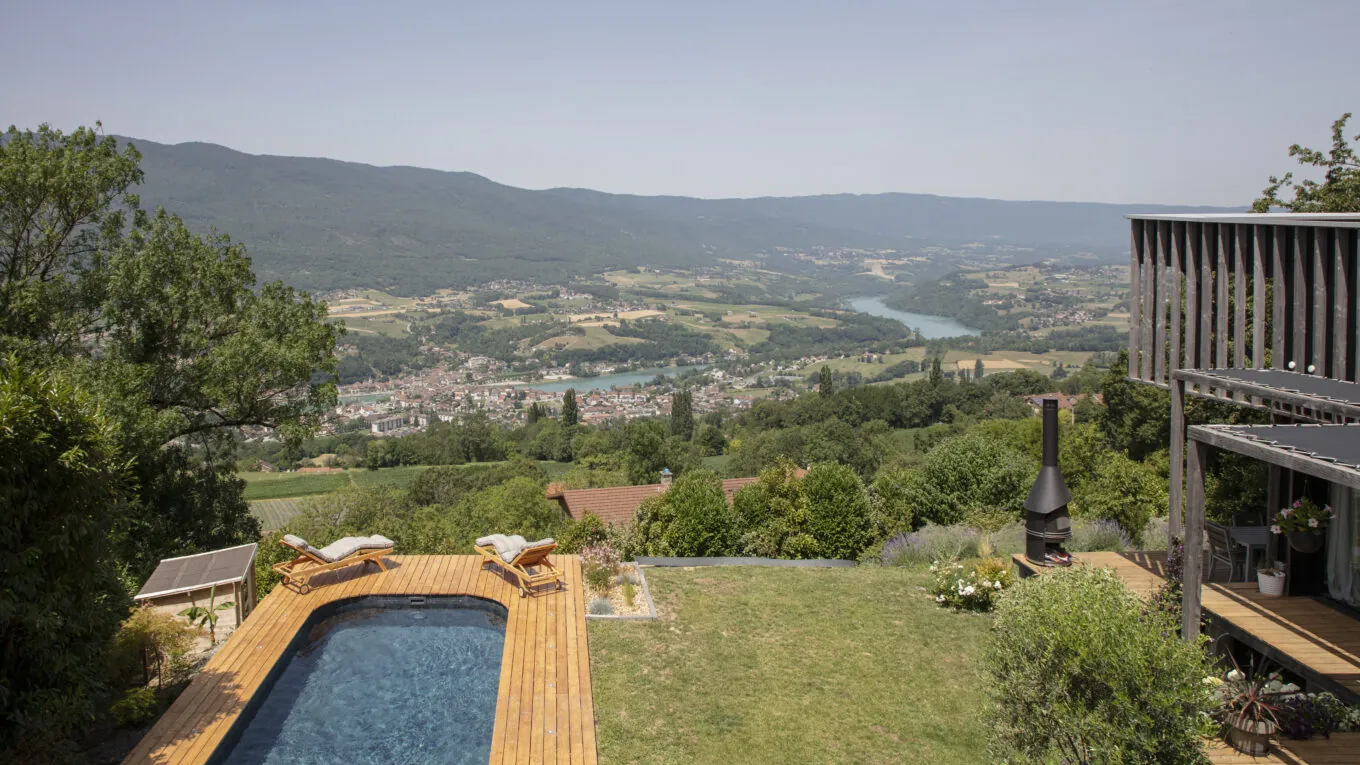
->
[581,543,620,595]
[1068,518,1132,553]
[659,470,737,557]
[112,607,197,689]
[110,686,158,728]
[621,580,637,608]
[802,462,872,560]
[930,558,1014,612]
[985,567,1216,764]
[869,466,914,538]
[903,432,1033,527]
[1072,451,1167,545]
[879,523,982,566]
[587,597,615,616]
[558,511,609,554]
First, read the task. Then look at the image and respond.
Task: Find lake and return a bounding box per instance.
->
[846,296,980,338]
[518,365,707,393]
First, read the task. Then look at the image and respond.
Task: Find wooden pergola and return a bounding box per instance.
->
[1182,422,1360,639]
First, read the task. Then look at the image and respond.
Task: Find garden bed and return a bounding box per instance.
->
[584,562,657,620]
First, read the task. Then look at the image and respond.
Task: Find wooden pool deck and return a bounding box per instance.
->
[122,554,597,765]
[1013,552,1360,765]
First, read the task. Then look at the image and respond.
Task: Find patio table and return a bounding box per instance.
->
[1229,526,1271,581]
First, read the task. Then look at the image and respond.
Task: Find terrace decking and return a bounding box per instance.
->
[1013,552,1360,764]
[122,554,597,765]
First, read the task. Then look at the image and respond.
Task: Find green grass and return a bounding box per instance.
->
[241,471,352,500]
[589,566,990,765]
[248,498,308,532]
[348,464,433,490]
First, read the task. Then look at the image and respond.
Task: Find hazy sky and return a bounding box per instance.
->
[3,1,1354,205]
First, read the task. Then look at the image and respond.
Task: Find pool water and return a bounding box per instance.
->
[220,599,506,765]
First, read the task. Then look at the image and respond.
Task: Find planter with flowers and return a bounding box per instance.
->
[1256,567,1286,597]
[1213,667,1297,755]
[1270,498,1335,554]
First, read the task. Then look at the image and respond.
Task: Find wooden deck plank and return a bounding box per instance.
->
[123,554,594,765]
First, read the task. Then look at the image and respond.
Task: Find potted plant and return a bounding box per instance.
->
[1257,566,1286,597]
[1218,668,1284,755]
[1270,498,1335,554]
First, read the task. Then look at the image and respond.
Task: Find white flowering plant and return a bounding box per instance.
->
[930,557,1014,612]
[1271,497,1335,535]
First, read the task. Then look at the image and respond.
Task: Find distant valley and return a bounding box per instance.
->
[123,137,1237,295]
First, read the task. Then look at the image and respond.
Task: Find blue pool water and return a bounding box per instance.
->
[220,599,505,765]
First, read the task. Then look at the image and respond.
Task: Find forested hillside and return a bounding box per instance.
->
[124,137,1235,295]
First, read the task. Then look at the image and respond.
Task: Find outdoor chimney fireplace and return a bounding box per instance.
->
[1025,398,1072,566]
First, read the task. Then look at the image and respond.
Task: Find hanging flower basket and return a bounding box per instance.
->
[1271,498,1333,555]
[1287,531,1324,554]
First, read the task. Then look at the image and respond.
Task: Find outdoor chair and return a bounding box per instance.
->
[272,534,394,593]
[1205,522,1241,582]
[475,534,562,598]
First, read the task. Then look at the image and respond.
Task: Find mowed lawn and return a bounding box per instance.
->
[589,566,990,765]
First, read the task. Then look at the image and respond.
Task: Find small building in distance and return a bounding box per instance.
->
[134,543,259,645]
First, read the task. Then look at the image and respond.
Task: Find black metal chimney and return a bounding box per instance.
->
[1025,399,1073,565]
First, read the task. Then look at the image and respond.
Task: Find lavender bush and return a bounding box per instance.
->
[879,524,981,566]
[1069,519,1132,553]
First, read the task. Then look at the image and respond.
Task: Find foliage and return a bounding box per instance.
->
[112,607,196,690]
[930,557,1013,612]
[1146,537,1186,625]
[1099,350,1171,461]
[621,580,638,608]
[178,584,235,645]
[984,567,1217,764]
[868,466,914,539]
[621,418,699,486]
[561,388,580,427]
[879,524,983,566]
[1068,519,1131,553]
[670,388,694,440]
[587,597,615,616]
[1270,497,1335,535]
[801,462,873,559]
[1253,113,1360,213]
[581,543,621,595]
[1071,451,1167,545]
[1277,692,1359,740]
[558,511,610,554]
[0,358,130,762]
[902,431,1034,527]
[817,365,833,397]
[660,470,738,557]
[110,687,158,728]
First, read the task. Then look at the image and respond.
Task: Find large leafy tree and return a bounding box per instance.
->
[0,124,339,574]
[1253,112,1360,213]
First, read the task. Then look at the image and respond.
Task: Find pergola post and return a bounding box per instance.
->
[1169,376,1185,541]
[1182,438,1208,641]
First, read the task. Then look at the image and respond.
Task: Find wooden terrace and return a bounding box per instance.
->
[122,555,598,765]
[1013,552,1360,764]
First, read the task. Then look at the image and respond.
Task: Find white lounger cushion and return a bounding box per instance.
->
[285,533,393,564]
[477,534,555,563]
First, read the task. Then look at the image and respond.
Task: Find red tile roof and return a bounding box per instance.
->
[551,471,802,526]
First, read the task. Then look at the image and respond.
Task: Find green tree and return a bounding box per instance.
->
[1099,350,1170,461]
[929,356,944,386]
[1072,452,1168,545]
[904,432,1034,527]
[561,388,579,427]
[661,470,738,556]
[1253,112,1360,213]
[818,365,834,397]
[670,388,694,440]
[526,402,543,424]
[0,358,130,761]
[974,358,985,379]
[802,462,872,560]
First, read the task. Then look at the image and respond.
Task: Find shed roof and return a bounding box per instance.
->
[549,475,787,526]
[134,543,258,601]
[1190,424,1360,491]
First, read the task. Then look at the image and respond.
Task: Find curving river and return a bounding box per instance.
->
[845,296,980,338]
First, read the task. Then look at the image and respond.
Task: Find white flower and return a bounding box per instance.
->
[979,580,991,589]
[994,580,1003,590]
[1308,518,1319,528]
[1227,669,1244,682]
[936,594,946,603]
[1270,525,1282,534]
[1202,676,1224,687]
[962,585,976,596]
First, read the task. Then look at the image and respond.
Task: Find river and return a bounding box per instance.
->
[845,296,980,338]
[516,365,708,393]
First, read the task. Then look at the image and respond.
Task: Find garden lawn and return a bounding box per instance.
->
[589,566,990,765]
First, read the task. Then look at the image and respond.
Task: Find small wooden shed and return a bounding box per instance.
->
[134,543,259,639]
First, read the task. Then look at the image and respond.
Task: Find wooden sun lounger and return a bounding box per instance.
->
[475,539,563,598]
[272,535,392,593]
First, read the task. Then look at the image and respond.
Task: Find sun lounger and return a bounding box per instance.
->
[475,534,562,597]
[272,534,394,592]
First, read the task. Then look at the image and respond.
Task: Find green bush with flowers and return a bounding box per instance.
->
[1270,497,1335,535]
[930,557,1014,612]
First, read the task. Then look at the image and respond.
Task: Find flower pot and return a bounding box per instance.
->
[1287,531,1324,554]
[1226,718,1276,756]
[1257,571,1286,597]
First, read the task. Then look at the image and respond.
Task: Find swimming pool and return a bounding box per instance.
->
[216,596,506,765]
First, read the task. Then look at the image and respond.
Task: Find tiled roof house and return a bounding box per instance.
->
[546,468,804,526]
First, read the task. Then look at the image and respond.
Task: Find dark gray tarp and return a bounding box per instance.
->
[1195,368,1360,407]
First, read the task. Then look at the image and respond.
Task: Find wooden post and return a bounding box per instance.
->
[1332,229,1349,381]
[1170,222,1183,381]
[1266,465,1282,565]
[1314,228,1329,375]
[1294,227,1308,370]
[1183,437,1207,641]
[1201,224,1214,370]
[1129,221,1142,378]
[1217,225,1230,369]
[1155,222,1168,384]
[1273,226,1286,368]
[1186,223,1200,370]
[1143,222,1156,380]
[1170,376,1185,541]
[1234,224,1247,371]
[1252,225,1265,369]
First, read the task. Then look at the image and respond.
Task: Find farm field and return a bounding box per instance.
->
[248,498,307,532]
[241,461,570,502]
